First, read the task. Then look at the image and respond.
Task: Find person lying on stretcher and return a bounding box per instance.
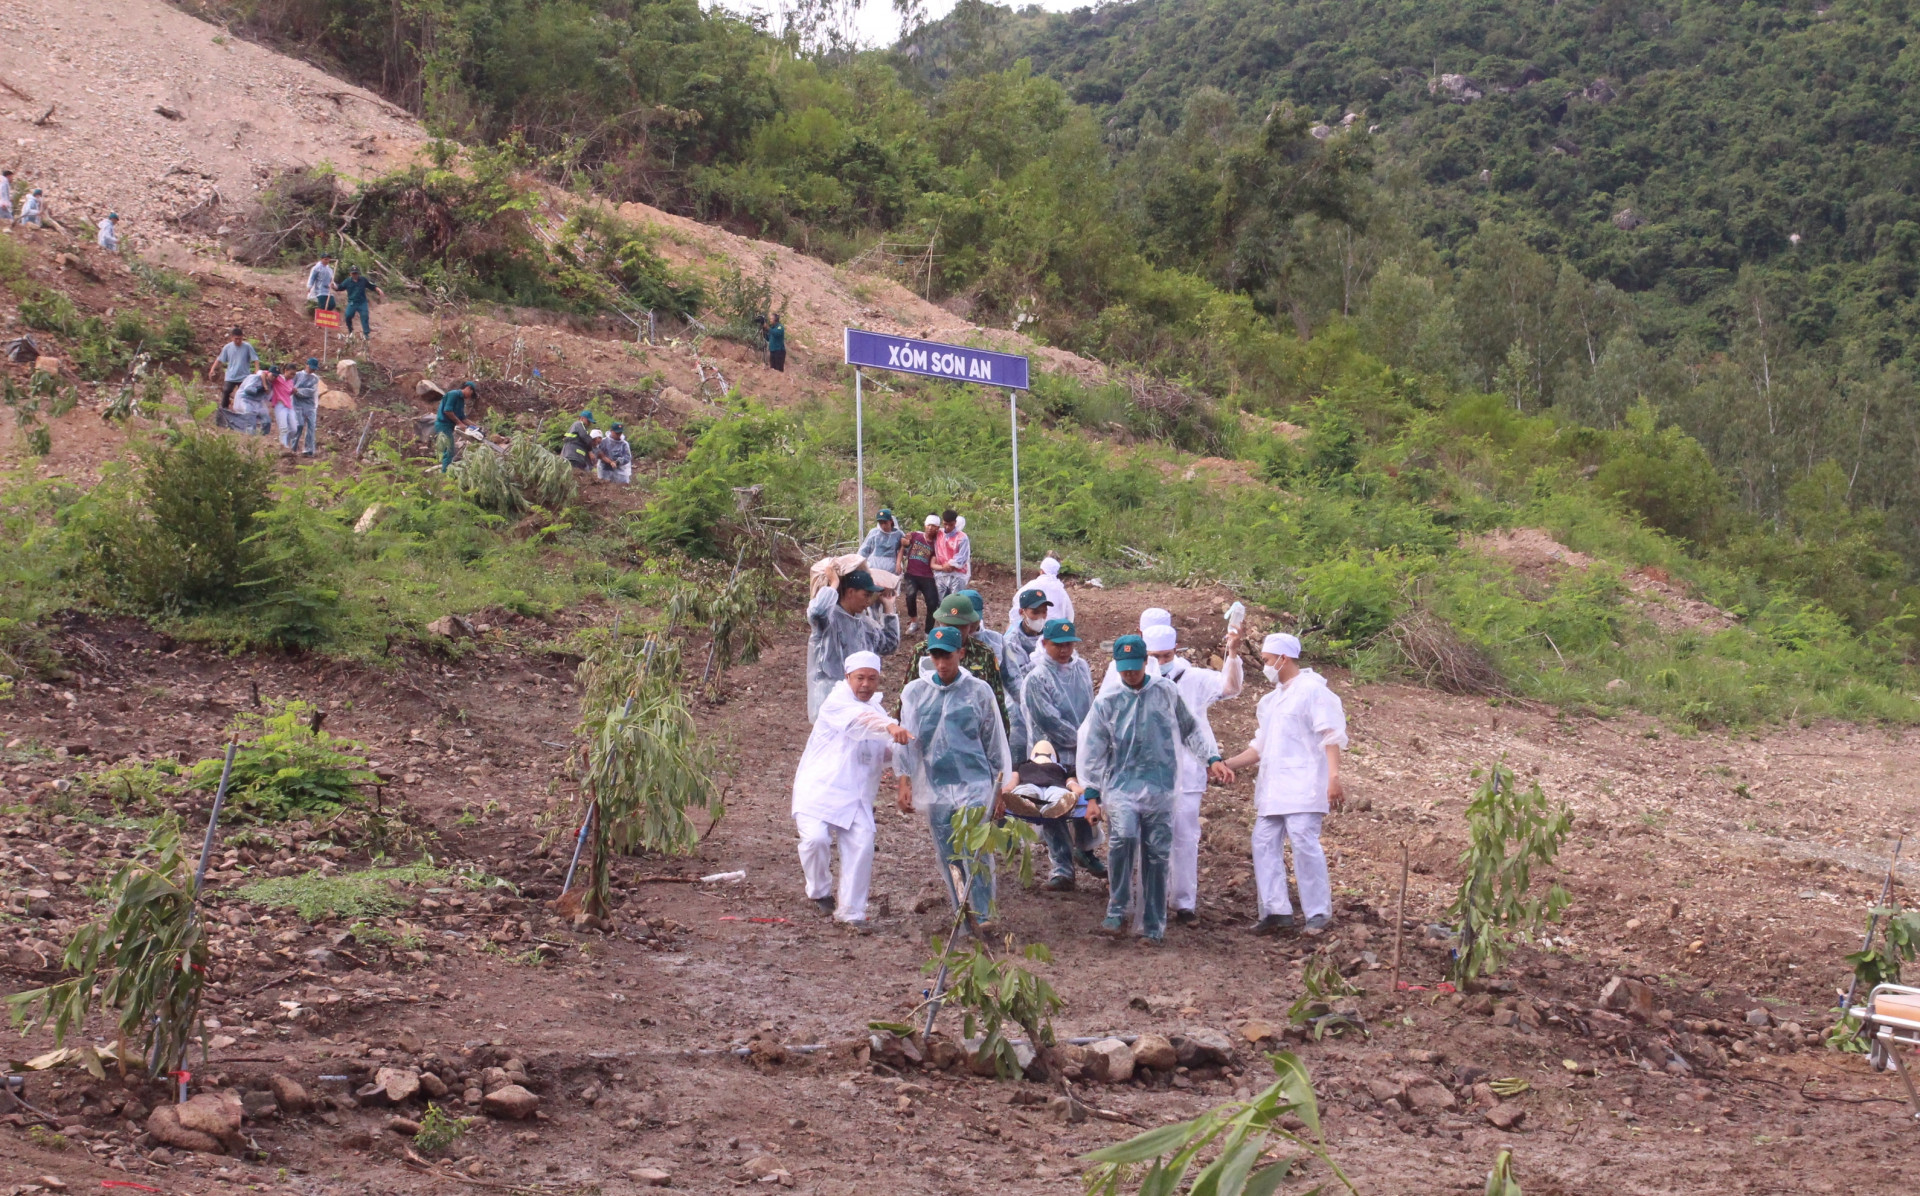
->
[998,740,1085,821]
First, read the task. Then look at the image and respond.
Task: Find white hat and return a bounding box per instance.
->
[1040,556,1060,576]
[843,651,883,675]
[1139,607,1172,631]
[924,514,941,527]
[1261,633,1302,659]
[1143,624,1178,652]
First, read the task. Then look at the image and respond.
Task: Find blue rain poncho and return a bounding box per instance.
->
[806,586,900,722]
[1016,653,1094,770]
[1076,675,1219,815]
[914,626,1028,755]
[894,670,1011,812]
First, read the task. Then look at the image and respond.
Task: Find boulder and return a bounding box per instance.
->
[419,1072,449,1099]
[268,1075,310,1114]
[1132,1033,1177,1072]
[1086,1038,1134,1084]
[1745,1008,1772,1028]
[1171,1028,1235,1068]
[427,615,475,640]
[629,1169,672,1187]
[174,1090,243,1142]
[375,1067,421,1104]
[481,1084,539,1120]
[385,1116,422,1136]
[1365,1078,1405,1108]
[745,1156,783,1179]
[240,1090,279,1120]
[146,1104,225,1154]
[336,360,363,396]
[1484,1103,1526,1130]
[1600,976,1655,1022]
[316,380,357,412]
[1403,1079,1457,1113]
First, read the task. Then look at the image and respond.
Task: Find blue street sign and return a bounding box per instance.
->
[843,328,1030,390]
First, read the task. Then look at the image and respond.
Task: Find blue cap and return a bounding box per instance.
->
[1113,634,1148,671]
[959,588,984,615]
[1043,618,1079,644]
[1018,588,1050,611]
[877,508,893,520]
[306,357,319,368]
[927,626,963,653]
[579,410,594,421]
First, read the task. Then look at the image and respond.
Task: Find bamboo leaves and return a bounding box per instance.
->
[7,822,207,1077]
[1446,762,1573,985]
[1080,1052,1356,1196]
[570,631,721,916]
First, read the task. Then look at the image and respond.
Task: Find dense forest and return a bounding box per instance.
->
[183,0,1919,645]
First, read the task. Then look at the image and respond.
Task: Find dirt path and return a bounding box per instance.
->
[2,572,1916,1195]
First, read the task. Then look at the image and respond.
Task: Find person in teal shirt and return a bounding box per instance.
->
[335,266,382,340]
[434,382,478,471]
[766,315,786,372]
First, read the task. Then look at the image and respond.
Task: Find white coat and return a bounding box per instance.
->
[790,680,897,829]
[1006,559,1073,626]
[1162,657,1243,793]
[1247,668,1349,816]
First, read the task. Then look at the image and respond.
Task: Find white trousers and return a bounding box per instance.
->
[1252,813,1329,919]
[794,809,875,922]
[1168,786,1205,912]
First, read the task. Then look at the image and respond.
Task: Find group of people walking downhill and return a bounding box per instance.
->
[791,509,1350,946]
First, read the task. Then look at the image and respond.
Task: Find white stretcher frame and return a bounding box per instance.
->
[1851,982,1920,1119]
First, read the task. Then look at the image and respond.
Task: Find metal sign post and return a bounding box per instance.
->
[842,328,1030,570]
[1009,389,1021,581]
[854,367,865,542]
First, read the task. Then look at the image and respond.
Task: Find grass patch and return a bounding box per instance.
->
[236,860,451,921]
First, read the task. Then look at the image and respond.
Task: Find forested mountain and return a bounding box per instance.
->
[933,0,1920,356]
[185,0,1920,641]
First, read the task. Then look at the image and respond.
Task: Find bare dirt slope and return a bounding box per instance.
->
[1,573,1917,1196]
[0,0,422,236]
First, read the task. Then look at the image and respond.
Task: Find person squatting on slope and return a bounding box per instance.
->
[895,626,1012,923]
[1143,616,1245,925]
[1078,634,1228,943]
[805,566,901,723]
[1014,616,1105,889]
[1220,633,1349,936]
[791,651,911,929]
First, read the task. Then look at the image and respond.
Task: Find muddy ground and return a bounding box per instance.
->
[2,566,1917,1196]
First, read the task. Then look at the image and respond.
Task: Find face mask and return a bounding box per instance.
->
[1023,616,1046,634]
[1162,657,1186,679]
[1263,664,1281,685]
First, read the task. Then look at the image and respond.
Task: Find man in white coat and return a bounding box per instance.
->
[791,652,910,927]
[1006,552,1074,627]
[1142,621,1244,925]
[1220,633,1348,936]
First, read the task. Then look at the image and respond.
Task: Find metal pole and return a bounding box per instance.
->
[192,738,239,898]
[1009,388,1022,581]
[854,367,866,542]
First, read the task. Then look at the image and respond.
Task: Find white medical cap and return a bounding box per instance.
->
[1261,633,1301,659]
[1040,556,1060,576]
[843,651,883,674]
[1139,607,1172,631]
[925,514,941,526]
[1143,624,1178,652]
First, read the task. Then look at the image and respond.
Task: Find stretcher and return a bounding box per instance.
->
[1851,983,1920,1118]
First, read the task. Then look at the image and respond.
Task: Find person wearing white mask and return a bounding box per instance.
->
[1219,633,1348,936]
[1142,620,1244,925]
[1006,552,1074,627]
[1099,607,1172,696]
[791,652,911,928]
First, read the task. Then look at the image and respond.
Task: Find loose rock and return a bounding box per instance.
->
[1087,1038,1134,1084]
[481,1084,540,1120]
[1132,1032,1177,1071]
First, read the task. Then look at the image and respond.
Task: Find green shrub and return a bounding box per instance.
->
[188,700,376,820]
[448,434,577,515]
[19,292,80,336]
[73,428,277,612]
